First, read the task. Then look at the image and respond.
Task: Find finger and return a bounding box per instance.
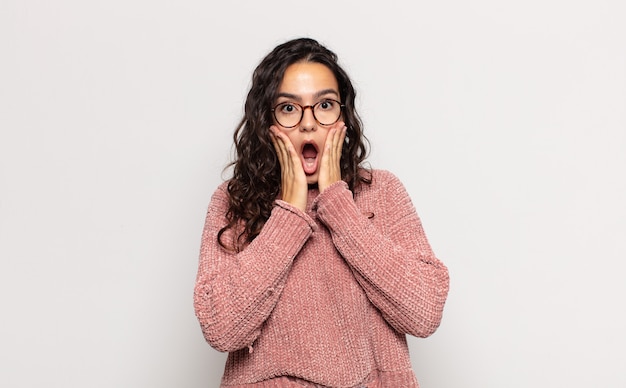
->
[320,128,338,181]
[286,138,304,180]
[272,127,291,170]
[321,127,335,165]
[331,127,341,169]
[272,128,304,180]
[327,124,344,172]
[335,125,347,162]
[269,127,287,169]
[323,123,338,155]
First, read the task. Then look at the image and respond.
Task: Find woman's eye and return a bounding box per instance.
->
[318,100,334,110]
[280,103,298,114]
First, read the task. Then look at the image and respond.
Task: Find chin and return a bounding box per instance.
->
[306,175,319,186]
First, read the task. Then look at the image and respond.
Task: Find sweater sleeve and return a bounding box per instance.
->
[194,184,315,352]
[314,171,449,338]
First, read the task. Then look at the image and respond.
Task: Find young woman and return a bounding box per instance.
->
[194,37,449,388]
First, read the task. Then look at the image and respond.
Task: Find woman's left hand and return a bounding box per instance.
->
[318,122,347,193]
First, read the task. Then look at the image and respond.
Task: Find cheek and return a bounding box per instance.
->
[278,132,300,150]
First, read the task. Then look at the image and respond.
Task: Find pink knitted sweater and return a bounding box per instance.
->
[194,170,449,387]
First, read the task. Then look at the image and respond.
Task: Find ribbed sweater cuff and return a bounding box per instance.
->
[271,199,318,234]
[313,181,358,228]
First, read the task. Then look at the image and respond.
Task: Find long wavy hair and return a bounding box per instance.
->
[218,37,371,251]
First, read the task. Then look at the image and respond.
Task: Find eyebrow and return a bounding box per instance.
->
[275,89,340,102]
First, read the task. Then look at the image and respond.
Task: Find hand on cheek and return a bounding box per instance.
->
[318,122,347,193]
[269,126,308,212]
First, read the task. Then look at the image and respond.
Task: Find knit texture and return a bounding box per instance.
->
[194,170,449,387]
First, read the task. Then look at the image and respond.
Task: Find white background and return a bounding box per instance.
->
[1,1,625,387]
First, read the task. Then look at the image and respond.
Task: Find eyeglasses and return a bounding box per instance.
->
[271,99,344,128]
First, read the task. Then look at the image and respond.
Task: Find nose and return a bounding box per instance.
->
[299,106,316,131]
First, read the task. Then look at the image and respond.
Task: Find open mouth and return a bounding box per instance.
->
[301,142,319,175]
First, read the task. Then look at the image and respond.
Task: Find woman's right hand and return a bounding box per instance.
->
[270,126,308,212]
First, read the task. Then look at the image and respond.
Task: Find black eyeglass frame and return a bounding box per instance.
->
[271,99,345,129]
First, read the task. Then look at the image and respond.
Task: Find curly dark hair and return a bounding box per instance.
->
[218,37,371,251]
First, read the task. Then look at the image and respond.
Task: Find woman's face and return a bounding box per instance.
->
[272,61,343,185]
